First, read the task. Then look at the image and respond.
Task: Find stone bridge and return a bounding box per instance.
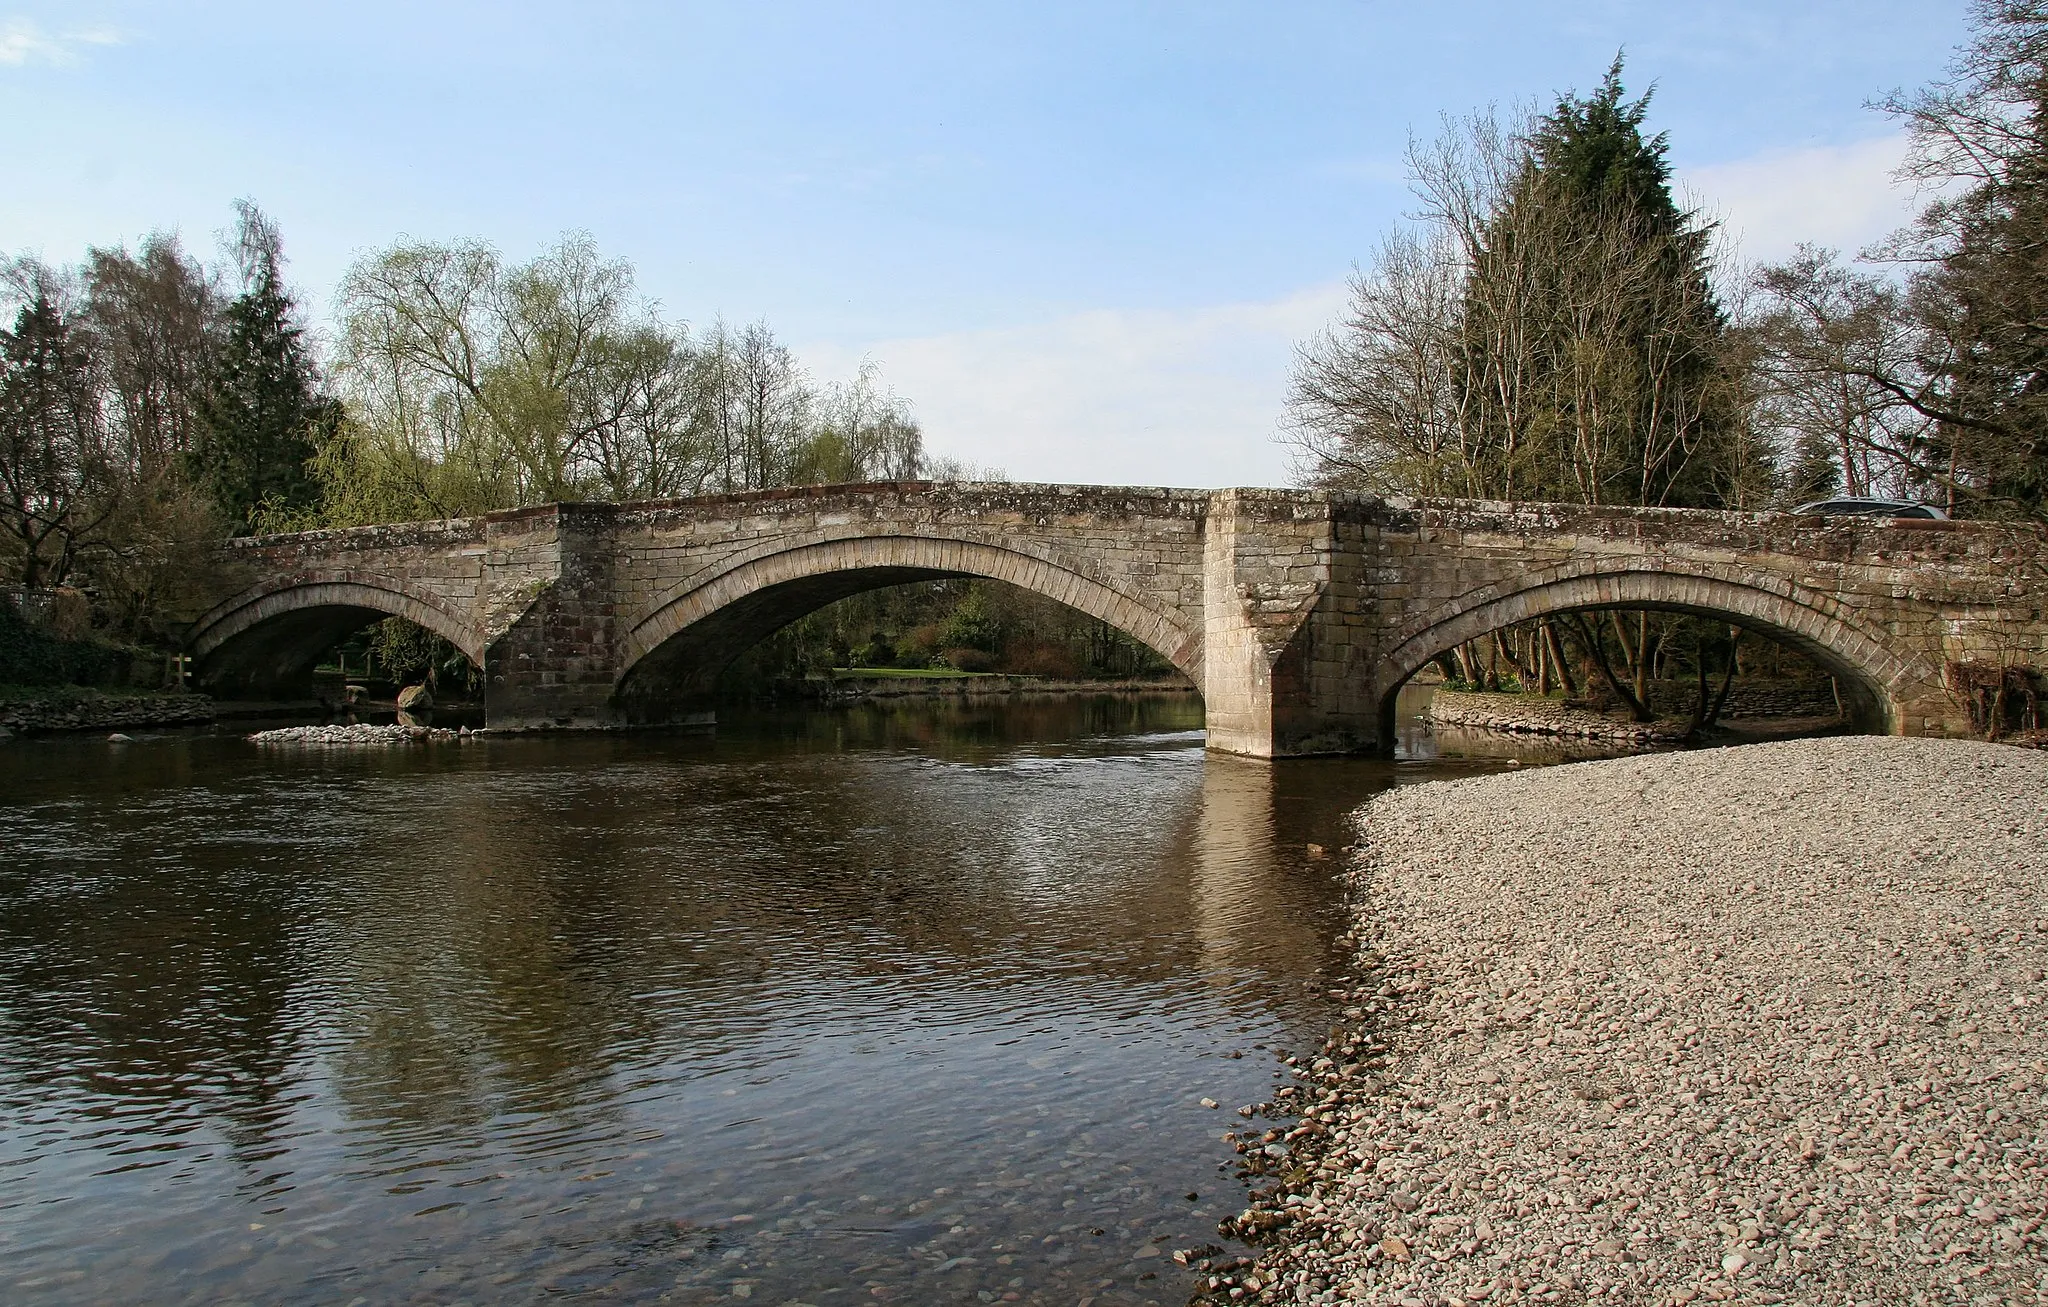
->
[186,482,2048,756]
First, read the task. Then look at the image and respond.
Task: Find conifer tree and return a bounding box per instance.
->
[0,293,113,586]
[191,202,337,531]
[1462,59,1754,507]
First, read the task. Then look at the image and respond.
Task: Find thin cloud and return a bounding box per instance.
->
[804,283,1346,490]
[0,17,124,67]
[1680,135,1926,265]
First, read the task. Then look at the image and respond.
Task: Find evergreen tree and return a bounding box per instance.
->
[191,202,337,531]
[0,293,113,586]
[1461,59,1759,507]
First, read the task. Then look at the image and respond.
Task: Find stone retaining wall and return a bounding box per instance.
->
[0,694,216,734]
[1641,677,1839,719]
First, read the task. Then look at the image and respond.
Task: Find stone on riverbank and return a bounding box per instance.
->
[0,692,214,734]
[1427,687,1691,743]
[249,722,460,746]
[1233,736,2048,1305]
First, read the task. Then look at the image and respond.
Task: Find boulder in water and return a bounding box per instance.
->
[395,684,433,712]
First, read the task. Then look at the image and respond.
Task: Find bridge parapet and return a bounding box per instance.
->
[186,484,2047,753]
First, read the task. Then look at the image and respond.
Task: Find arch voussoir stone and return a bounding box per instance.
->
[618,531,1203,690]
[191,571,484,665]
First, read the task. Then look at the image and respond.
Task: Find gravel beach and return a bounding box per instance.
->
[1219,737,2048,1306]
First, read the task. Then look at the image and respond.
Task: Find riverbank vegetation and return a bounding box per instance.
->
[715,576,1181,700]
[1423,610,1839,736]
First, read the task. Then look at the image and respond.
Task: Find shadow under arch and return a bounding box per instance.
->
[1367,564,1947,748]
[189,573,483,699]
[615,533,1203,720]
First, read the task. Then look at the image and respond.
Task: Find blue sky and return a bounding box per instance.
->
[2,1,1970,486]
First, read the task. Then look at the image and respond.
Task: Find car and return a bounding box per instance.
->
[1792,496,1949,520]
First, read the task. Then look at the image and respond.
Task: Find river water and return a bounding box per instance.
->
[0,690,1516,1305]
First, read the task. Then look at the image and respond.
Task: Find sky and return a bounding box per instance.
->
[1,1,1971,488]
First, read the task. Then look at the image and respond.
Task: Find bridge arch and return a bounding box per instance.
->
[189,571,483,699]
[616,532,1202,715]
[1369,562,1948,742]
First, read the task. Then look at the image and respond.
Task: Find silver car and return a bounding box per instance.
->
[1792,496,1949,520]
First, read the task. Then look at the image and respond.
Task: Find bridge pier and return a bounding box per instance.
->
[1199,492,1377,757]
[478,503,628,731]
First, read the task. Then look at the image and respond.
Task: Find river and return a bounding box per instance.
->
[1,689,1519,1305]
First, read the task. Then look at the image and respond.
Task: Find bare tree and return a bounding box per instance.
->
[1747,247,1942,504]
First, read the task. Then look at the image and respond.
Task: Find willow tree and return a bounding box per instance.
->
[323,233,925,526]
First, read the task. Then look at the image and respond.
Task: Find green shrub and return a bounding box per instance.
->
[0,600,135,687]
[941,647,997,673]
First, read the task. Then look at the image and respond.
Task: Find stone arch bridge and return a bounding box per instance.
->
[188,483,2047,756]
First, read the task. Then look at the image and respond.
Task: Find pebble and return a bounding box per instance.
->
[1216,737,2048,1305]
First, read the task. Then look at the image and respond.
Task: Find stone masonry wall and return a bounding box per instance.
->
[0,693,215,734]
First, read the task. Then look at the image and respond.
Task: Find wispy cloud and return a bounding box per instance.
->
[1680,135,1928,266]
[806,284,1347,490]
[0,17,124,67]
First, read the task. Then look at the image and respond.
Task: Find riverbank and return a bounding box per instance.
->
[0,688,214,735]
[1220,736,2048,1305]
[826,672,1195,700]
[1426,687,1693,744]
[1423,686,1851,748]
[249,722,467,746]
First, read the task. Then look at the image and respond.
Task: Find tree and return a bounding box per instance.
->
[326,233,924,523]
[1867,1,2048,518]
[191,202,338,531]
[0,288,115,587]
[329,232,720,520]
[1747,247,1941,505]
[788,360,924,486]
[1465,61,1756,507]
[83,233,218,475]
[1288,62,1769,508]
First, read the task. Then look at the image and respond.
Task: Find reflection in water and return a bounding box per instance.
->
[0,693,1509,1304]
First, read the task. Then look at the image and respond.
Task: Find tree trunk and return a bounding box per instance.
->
[1704,626,1742,728]
[1569,613,1653,721]
[1542,619,1580,698]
